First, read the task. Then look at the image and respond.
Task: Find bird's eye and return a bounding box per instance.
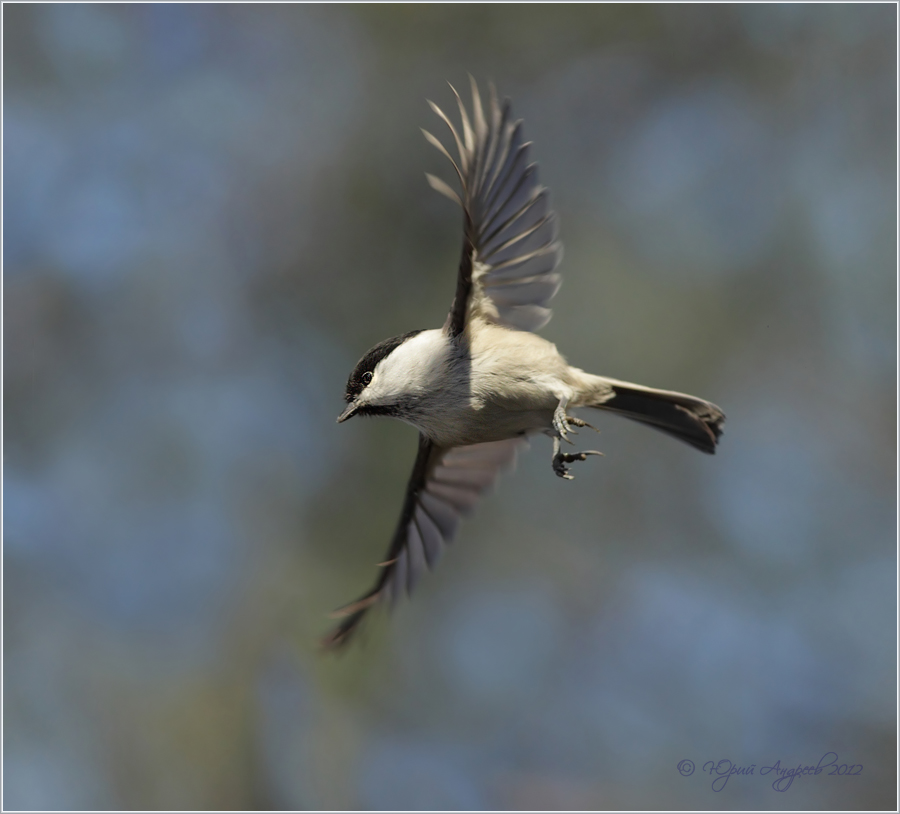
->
[361,371,373,386]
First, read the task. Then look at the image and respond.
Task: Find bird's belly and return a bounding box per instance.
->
[416,394,556,448]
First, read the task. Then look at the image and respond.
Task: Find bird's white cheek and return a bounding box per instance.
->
[361,380,395,407]
[362,388,383,406]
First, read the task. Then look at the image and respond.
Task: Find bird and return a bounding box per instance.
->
[323,78,724,648]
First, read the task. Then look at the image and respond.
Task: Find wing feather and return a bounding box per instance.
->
[481,190,550,253]
[414,508,443,568]
[425,172,461,205]
[405,524,426,594]
[391,549,408,609]
[322,435,526,648]
[484,275,562,307]
[427,79,563,337]
[418,491,459,539]
[427,100,468,176]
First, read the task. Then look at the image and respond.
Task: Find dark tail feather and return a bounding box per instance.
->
[593,379,725,454]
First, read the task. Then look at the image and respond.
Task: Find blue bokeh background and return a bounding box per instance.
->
[4,4,896,810]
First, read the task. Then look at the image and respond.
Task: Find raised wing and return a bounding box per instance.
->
[424,77,563,337]
[322,434,525,648]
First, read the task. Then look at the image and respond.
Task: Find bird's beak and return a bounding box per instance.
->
[336,403,358,423]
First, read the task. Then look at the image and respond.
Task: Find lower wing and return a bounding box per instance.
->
[322,433,525,648]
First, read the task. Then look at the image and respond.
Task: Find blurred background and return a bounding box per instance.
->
[4,4,896,811]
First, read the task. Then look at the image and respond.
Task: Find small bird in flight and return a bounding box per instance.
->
[324,79,724,648]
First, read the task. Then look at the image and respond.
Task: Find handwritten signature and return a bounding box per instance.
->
[677,753,862,792]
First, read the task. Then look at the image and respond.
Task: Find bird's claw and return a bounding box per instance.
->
[567,416,599,433]
[551,419,603,478]
[552,449,603,479]
[552,404,601,444]
[551,399,603,478]
[552,404,575,444]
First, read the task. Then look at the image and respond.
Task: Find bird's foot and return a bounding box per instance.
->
[552,401,594,442]
[551,434,603,480]
[552,398,601,441]
[566,415,600,433]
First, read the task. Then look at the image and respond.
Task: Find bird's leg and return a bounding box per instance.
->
[551,398,574,443]
[550,397,603,480]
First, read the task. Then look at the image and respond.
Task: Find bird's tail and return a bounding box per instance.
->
[585,376,725,454]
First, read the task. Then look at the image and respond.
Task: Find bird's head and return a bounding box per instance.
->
[337,329,432,423]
